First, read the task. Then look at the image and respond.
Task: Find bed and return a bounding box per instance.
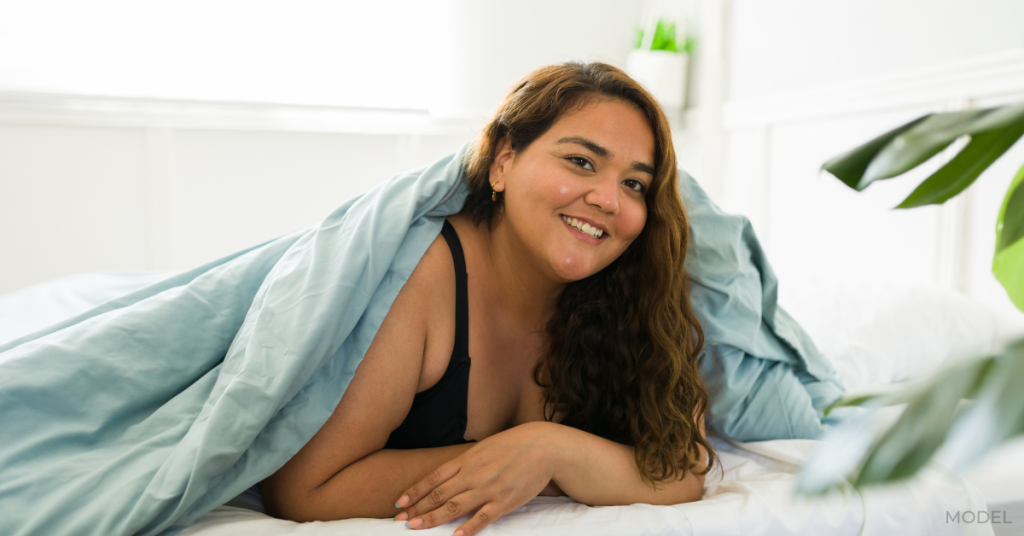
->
[1,273,1021,536]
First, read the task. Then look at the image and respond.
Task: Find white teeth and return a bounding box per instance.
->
[561,215,604,239]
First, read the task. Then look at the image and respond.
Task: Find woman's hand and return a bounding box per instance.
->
[394,421,564,536]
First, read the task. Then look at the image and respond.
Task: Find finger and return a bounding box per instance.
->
[396,461,461,509]
[403,476,466,522]
[454,502,503,536]
[406,490,483,530]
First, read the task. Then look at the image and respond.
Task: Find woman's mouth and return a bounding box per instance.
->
[560,215,606,243]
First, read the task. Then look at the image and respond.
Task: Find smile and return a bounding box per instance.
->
[560,215,606,241]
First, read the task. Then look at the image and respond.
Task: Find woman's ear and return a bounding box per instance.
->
[489,136,513,192]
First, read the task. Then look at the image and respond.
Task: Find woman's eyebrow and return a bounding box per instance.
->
[556,136,654,176]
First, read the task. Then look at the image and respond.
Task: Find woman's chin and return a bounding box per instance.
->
[551,257,602,282]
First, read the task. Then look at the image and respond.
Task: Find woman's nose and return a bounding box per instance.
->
[585,175,619,214]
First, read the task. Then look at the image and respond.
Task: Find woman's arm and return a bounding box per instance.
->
[396,415,707,535]
[260,235,467,521]
[546,417,707,506]
[278,443,477,521]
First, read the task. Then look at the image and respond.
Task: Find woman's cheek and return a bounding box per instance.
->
[626,205,647,241]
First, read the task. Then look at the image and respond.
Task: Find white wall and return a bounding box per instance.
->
[3,0,1023,341]
[0,101,473,292]
[0,1,645,294]
[679,0,1024,341]
[433,0,644,117]
[0,0,645,116]
[0,1,448,109]
[726,0,1024,101]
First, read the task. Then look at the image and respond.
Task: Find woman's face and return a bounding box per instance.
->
[491,98,655,282]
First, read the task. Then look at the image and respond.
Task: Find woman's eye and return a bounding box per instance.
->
[624,179,647,194]
[567,156,594,171]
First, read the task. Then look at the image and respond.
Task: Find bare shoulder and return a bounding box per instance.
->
[402,228,458,390]
[406,227,456,307]
[260,227,455,516]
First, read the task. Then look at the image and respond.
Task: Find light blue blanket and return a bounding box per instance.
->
[0,144,843,535]
[679,170,845,441]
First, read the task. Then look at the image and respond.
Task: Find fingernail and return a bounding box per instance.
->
[454,530,465,536]
[408,518,423,529]
[397,495,410,508]
[395,512,408,521]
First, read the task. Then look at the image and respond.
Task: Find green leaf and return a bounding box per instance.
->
[635,19,684,52]
[997,162,1024,252]
[796,354,1006,495]
[682,35,696,55]
[995,163,1024,312]
[866,103,1024,185]
[864,110,989,184]
[943,341,1024,472]
[822,101,1024,191]
[822,116,929,190]
[853,358,994,486]
[796,409,877,495]
[824,383,918,415]
[896,119,1024,208]
[965,101,1024,133]
[825,393,888,414]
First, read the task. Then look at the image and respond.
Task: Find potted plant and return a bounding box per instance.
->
[626,18,695,110]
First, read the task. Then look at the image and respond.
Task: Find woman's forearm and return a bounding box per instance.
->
[546,423,706,506]
[264,443,475,522]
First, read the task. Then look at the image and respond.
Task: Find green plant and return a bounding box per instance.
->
[821,101,1024,311]
[796,101,1024,495]
[634,19,695,54]
[797,339,1024,495]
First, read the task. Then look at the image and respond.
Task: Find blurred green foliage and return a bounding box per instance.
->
[634,19,695,54]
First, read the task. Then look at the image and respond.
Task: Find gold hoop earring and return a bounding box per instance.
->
[491,182,498,202]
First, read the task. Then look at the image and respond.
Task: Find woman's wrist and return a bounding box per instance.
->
[525,421,571,485]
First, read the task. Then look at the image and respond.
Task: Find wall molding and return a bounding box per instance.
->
[722,48,1024,129]
[0,91,483,136]
[705,50,1024,298]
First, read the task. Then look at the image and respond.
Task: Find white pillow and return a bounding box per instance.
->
[779,279,997,391]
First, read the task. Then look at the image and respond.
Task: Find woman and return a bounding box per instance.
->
[260,61,717,536]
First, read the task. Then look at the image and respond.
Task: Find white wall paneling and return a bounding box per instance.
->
[0,124,150,289]
[144,127,175,271]
[0,93,477,293]
[704,48,1024,342]
[726,0,1024,103]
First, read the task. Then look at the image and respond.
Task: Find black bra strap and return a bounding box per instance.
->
[440,220,470,358]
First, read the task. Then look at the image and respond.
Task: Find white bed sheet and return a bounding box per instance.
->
[181,436,993,536]
[3,274,1021,535]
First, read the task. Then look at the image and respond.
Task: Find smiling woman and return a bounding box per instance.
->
[259,61,716,536]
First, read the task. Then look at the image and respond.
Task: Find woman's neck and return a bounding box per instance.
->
[454,214,563,333]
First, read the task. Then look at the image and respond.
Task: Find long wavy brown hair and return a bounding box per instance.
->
[460,61,717,485]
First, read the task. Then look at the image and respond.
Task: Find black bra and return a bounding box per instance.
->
[384,220,473,450]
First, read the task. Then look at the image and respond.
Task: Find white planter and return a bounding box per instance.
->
[625,49,688,110]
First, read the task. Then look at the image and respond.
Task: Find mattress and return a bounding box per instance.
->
[2,274,1021,535]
